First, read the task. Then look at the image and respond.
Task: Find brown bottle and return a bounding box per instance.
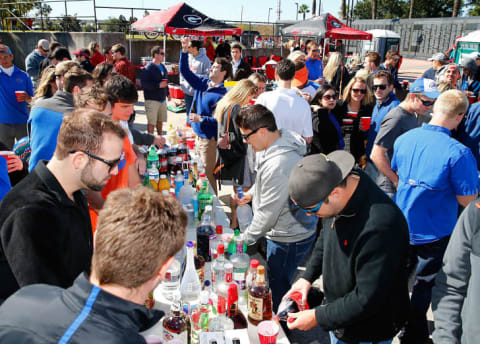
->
[247,265,272,325]
[162,299,190,343]
[228,283,248,329]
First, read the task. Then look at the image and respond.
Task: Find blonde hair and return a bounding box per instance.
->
[342,76,374,105]
[215,79,257,122]
[287,50,306,62]
[349,55,362,69]
[433,89,468,119]
[33,65,57,102]
[92,188,187,288]
[74,86,109,110]
[437,81,456,93]
[323,52,344,84]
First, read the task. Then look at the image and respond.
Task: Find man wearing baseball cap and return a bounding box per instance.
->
[371,78,440,197]
[25,39,49,87]
[423,53,448,81]
[73,48,94,73]
[284,151,409,344]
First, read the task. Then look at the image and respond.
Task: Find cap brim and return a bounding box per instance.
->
[327,151,355,181]
[424,91,441,99]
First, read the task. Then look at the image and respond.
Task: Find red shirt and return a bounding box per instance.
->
[90,51,105,66]
[114,57,136,84]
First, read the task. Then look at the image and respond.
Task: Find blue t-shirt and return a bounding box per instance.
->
[0,66,33,124]
[0,156,11,201]
[392,123,478,245]
[365,92,400,159]
[305,58,323,80]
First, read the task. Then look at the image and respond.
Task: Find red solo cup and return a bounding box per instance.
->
[347,111,357,118]
[0,151,14,162]
[469,95,477,104]
[258,320,279,344]
[249,98,256,105]
[360,117,371,131]
[186,137,195,150]
[15,91,26,102]
[342,118,353,126]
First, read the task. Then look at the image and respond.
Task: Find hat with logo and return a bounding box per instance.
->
[409,78,440,99]
[289,151,355,208]
[37,39,49,51]
[428,53,448,62]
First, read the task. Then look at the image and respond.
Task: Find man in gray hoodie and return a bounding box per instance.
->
[180,40,211,115]
[235,104,318,310]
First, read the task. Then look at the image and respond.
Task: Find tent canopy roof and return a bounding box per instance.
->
[458,30,480,43]
[366,29,400,39]
[130,2,241,36]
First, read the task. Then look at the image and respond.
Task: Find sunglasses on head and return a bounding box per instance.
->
[415,95,435,107]
[323,94,337,100]
[373,84,388,90]
[352,88,367,94]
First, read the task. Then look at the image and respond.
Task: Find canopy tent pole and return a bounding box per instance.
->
[323,38,326,60]
[163,30,166,61]
[280,34,283,57]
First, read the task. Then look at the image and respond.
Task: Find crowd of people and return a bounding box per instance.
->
[0,35,478,344]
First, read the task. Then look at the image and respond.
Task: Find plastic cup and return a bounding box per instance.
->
[360,117,371,131]
[258,320,279,344]
[0,151,14,162]
[186,137,195,150]
[469,95,477,104]
[342,118,353,126]
[346,111,357,118]
[15,90,26,102]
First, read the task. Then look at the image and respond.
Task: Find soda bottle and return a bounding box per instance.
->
[158,174,170,193]
[192,189,199,221]
[198,181,213,220]
[148,166,159,191]
[227,229,241,258]
[196,205,215,262]
[178,170,194,205]
[147,145,159,169]
[174,170,184,198]
[170,157,183,187]
[158,148,168,174]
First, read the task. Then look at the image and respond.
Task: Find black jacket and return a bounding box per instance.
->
[310,107,342,155]
[303,169,410,343]
[332,100,374,162]
[0,161,93,302]
[327,65,351,95]
[0,273,164,343]
[141,62,169,102]
[233,60,252,81]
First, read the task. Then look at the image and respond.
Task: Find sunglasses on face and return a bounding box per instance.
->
[323,94,337,100]
[352,88,367,94]
[241,127,265,140]
[416,95,435,107]
[373,84,388,90]
[299,200,324,214]
[69,150,121,172]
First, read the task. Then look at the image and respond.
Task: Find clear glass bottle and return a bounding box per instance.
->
[247,265,272,326]
[193,241,205,287]
[190,290,217,344]
[211,243,226,291]
[227,228,241,259]
[208,295,234,332]
[159,258,181,302]
[230,236,250,303]
[180,241,202,305]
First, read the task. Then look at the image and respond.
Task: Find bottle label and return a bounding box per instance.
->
[248,294,263,321]
[225,271,233,283]
[162,327,188,344]
[233,272,246,290]
[165,271,179,283]
[196,266,205,286]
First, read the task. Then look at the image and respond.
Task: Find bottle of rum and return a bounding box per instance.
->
[162,299,190,343]
[247,265,272,326]
[227,283,248,329]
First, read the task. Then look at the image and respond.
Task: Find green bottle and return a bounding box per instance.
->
[146,146,159,169]
[227,229,240,258]
[198,181,212,220]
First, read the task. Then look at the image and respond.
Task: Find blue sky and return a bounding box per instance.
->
[45,0,341,23]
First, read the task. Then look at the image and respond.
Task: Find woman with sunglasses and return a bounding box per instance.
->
[214,79,257,229]
[310,85,345,154]
[332,77,374,163]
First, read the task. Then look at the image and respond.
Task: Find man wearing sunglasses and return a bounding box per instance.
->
[0,109,126,302]
[371,78,439,197]
[25,39,49,87]
[392,90,478,344]
[234,105,317,311]
[305,41,324,84]
[285,151,409,344]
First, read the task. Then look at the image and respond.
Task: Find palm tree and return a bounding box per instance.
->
[371,0,376,19]
[340,0,346,19]
[452,0,460,16]
[312,0,316,17]
[298,4,310,20]
[409,0,414,18]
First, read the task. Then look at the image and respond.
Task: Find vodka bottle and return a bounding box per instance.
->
[208,295,234,332]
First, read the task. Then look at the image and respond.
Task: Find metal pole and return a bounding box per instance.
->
[268,8,272,24]
[64,0,67,16]
[129,8,133,62]
[163,30,166,62]
[295,2,298,21]
[40,4,44,31]
[93,0,97,32]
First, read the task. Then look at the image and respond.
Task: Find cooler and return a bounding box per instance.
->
[169,84,185,99]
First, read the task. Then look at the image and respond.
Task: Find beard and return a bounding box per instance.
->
[80,164,110,191]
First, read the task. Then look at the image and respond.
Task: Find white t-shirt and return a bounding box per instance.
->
[255,88,313,138]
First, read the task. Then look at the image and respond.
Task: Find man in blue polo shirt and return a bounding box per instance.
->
[364,70,399,179]
[305,41,324,84]
[0,45,33,150]
[392,89,478,344]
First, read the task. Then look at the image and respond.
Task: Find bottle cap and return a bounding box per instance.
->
[236,186,243,192]
[251,259,259,268]
[257,265,265,275]
[216,225,223,234]
[228,283,238,305]
[217,243,225,254]
[199,173,206,178]
[160,174,167,178]
[187,241,194,248]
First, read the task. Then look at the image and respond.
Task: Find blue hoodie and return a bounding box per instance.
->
[179,51,226,140]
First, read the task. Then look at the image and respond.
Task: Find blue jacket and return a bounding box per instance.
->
[25,50,46,83]
[458,102,480,170]
[28,91,75,172]
[0,66,33,124]
[141,62,169,102]
[180,51,226,140]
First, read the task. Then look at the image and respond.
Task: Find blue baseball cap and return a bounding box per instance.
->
[409,78,440,99]
[0,45,12,55]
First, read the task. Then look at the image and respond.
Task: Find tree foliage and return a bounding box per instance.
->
[56,15,81,32]
[353,0,461,19]
[298,4,310,20]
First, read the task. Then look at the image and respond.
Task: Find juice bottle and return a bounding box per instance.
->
[158,174,170,193]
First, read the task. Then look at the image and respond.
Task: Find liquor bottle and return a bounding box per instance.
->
[227,283,248,329]
[192,241,205,286]
[210,225,223,258]
[245,259,260,300]
[196,205,215,262]
[190,290,217,344]
[230,236,250,300]
[208,294,234,332]
[162,298,190,343]
[211,243,226,290]
[180,241,202,305]
[247,265,273,325]
[159,258,181,302]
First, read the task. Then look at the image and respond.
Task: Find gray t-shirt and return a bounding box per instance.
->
[374,106,419,193]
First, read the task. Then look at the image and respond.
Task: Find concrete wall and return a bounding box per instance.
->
[351,16,480,59]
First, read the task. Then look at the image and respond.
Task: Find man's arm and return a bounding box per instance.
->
[370,144,399,187]
[457,194,477,207]
[432,200,476,344]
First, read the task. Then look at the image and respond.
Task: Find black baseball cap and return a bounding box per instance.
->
[289,151,355,208]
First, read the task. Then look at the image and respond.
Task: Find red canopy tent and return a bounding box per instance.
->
[130,2,241,36]
[281,13,372,41]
